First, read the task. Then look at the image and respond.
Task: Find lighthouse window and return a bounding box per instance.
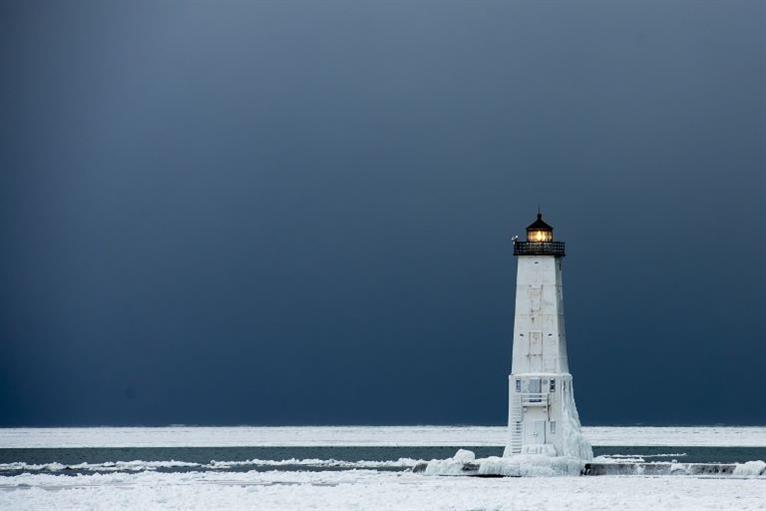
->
[550,421,556,434]
[549,379,556,392]
[515,379,521,392]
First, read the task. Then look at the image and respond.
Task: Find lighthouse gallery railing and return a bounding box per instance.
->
[513,241,566,257]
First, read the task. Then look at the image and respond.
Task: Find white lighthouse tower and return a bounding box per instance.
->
[504,213,592,460]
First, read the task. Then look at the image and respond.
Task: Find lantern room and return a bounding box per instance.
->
[526,213,553,242]
[514,212,565,257]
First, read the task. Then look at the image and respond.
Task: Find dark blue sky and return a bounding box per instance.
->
[1,1,764,426]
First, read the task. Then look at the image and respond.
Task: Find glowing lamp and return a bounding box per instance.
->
[526,213,553,242]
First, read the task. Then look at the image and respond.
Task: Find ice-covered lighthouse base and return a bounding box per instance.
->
[421,412,591,478]
[421,449,586,477]
[504,375,593,461]
[420,419,592,477]
[423,399,592,478]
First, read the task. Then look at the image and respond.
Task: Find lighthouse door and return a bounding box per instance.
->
[524,420,546,445]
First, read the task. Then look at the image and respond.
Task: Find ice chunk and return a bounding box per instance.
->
[451,449,475,463]
[424,450,584,477]
[733,460,766,476]
[423,449,478,476]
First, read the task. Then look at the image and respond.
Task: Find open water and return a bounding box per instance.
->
[1,446,764,476]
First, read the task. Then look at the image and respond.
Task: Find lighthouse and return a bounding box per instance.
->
[504,213,592,460]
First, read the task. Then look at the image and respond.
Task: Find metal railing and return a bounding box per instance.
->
[520,392,549,406]
[513,241,566,257]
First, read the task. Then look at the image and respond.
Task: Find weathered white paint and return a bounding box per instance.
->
[504,252,592,459]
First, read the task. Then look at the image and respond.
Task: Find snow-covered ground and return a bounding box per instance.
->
[1,469,763,511]
[1,425,764,448]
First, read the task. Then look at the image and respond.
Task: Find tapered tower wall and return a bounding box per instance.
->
[511,256,569,375]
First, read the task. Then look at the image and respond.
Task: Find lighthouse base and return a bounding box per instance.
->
[520,444,557,456]
[417,451,585,477]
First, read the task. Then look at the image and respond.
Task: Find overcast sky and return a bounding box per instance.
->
[1,1,764,426]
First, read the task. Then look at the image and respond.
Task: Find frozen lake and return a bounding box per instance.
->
[2,425,765,448]
[1,426,763,510]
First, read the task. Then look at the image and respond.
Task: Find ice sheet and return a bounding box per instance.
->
[1,426,764,448]
[0,469,762,511]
